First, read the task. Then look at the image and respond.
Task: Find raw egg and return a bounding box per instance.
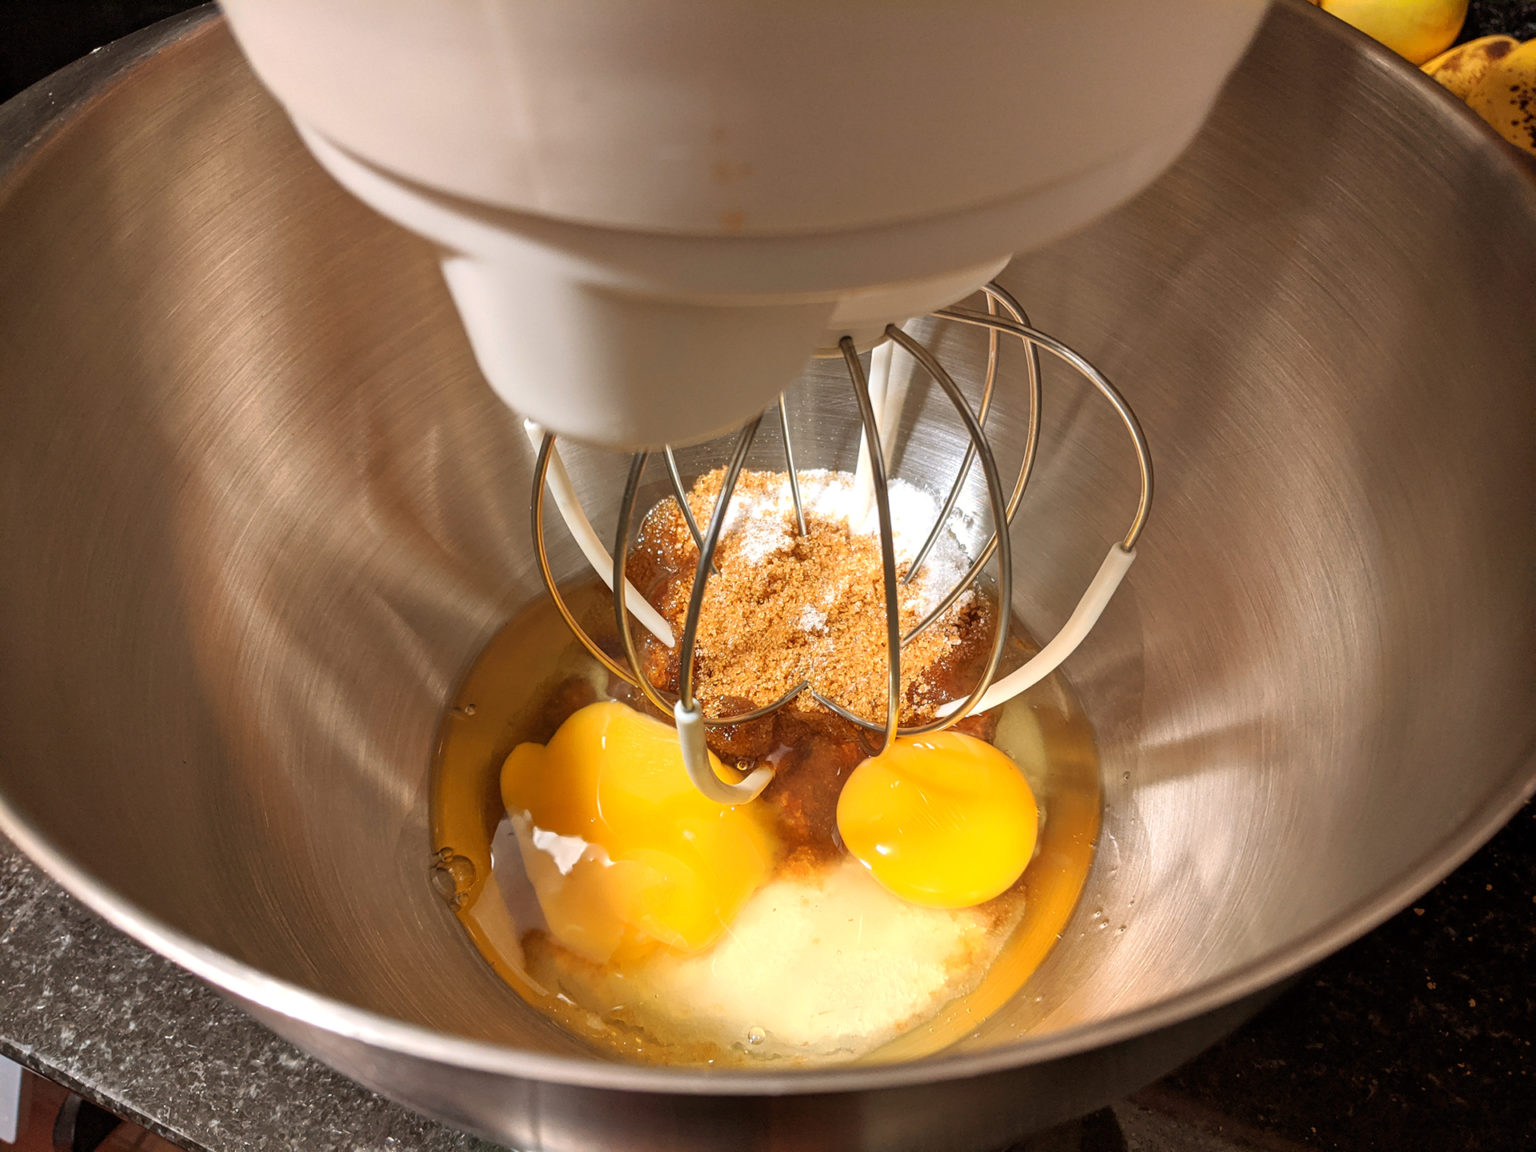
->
[836,730,1038,908]
[500,700,777,963]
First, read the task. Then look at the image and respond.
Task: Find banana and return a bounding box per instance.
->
[1423,34,1520,100]
[1319,0,1468,65]
[1467,39,1536,155]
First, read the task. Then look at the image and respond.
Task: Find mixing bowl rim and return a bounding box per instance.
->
[3,0,1536,1100]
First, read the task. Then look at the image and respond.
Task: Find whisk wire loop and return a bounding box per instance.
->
[675,419,761,711]
[777,395,808,537]
[670,419,778,802]
[835,337,902,754]
[903,284,1036,586]
[611,452,674,716]
[527,282,1152,802]
[812,323,1016,740]
[903,284,1041,643]
[933,306,1152,549]
[529,432,640,686]
[664,446,714,572]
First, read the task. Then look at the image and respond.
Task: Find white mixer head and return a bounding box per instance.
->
[219,0,1268,449]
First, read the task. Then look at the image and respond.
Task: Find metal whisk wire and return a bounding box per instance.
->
[526,280,1151,802]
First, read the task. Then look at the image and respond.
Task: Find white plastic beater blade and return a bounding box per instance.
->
[852,331,912,527]
[851,341,889,524]
[524,420,675,648]
[940,544,1135,717]
[674,702,774,804]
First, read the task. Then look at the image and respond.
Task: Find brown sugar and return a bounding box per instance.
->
[628,467,990,726]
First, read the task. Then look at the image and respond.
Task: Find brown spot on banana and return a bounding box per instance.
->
[1423,35,1520,101]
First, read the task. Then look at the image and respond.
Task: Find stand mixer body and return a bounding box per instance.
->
[218,0,1269,448]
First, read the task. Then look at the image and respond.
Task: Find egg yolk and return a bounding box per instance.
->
[836,731,1038,909]
[501,701,778,965]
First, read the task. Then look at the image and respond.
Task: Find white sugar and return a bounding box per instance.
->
[715,476,795,565]
[710,469,977,619]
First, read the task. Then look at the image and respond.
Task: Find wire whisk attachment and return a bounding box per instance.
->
[527,283,1151,804]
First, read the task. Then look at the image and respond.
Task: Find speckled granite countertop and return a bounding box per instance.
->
[0,839,499,1152]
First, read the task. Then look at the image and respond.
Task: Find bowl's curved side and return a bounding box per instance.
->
[238,988,1280,1150]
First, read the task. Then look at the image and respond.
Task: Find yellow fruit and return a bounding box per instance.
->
[1467,39,1536,154]
[1422,34,1520,100]
[1320,0,1469,65]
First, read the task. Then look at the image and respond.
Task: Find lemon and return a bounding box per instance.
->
[1320,0,1469,65]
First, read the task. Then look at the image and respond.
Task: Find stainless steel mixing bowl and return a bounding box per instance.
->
[1,4,1533,1150]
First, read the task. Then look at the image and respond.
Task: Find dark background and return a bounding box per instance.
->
[5,0,1536,104]
[2,3,1532,1151]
